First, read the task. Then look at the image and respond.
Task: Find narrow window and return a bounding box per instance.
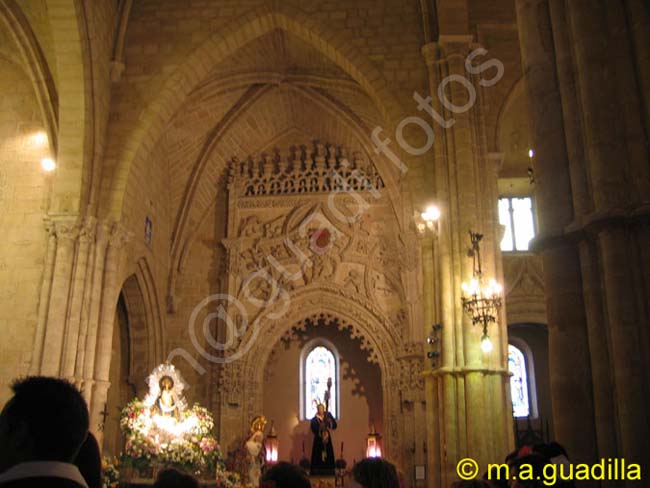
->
[508,344,530,417]
[302,343,338,420]
[499,197,536,251]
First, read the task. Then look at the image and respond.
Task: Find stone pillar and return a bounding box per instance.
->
[30,221,57,374]
[546,0,591,217]
[547,5,619,463]
[597,226,649,468]
[421,31,511,485]
[40,217,79,376]
[81,222,110,404]
[625,0,650,144]
[89,223,130,442]
[576,238,618,470]
[419,230,442,488]
[516,0,598,468]
[484,153,513,458]
[61,217,96,380]
[565,0,650,469]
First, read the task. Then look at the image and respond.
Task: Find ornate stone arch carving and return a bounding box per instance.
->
[217,286,404,460]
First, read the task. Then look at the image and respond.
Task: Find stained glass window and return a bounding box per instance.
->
[508,344,530,417]
[499,197,535,251]
[304,345,337,420]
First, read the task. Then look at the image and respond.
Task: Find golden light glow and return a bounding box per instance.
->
[31,131,48,147]
[528,148,534,158]
[366,438,382,458]
[461,278,480,296]
[481,334,493,353]
[266,444,278,463]
[366,426,382,458]
[152,413,198,437]
[421,205,441,223]
[41,157,56,172]
[461,278,502,299]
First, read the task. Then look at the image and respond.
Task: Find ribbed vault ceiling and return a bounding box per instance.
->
[157,28,388,257]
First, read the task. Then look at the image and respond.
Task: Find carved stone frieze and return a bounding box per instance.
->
[228,143,384,199]
[397,342,425,401]
[503,254,547,324]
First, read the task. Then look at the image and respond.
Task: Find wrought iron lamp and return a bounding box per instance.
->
[265,422,279,464]
[366,424,382,458]
[460,231,503,353]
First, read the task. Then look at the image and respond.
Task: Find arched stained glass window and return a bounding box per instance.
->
[303,344,338,420]
[508,344,530,417]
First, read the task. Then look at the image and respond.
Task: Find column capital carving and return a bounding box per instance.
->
[79,216,98,244]
[46,215,81,243]
[107,222,132,249]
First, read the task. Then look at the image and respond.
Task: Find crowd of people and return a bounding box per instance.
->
[0,376,574,488]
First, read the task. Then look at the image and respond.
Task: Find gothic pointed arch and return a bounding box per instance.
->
[217,287,407,463]
[0,0,58,151]
[100,1,408,222]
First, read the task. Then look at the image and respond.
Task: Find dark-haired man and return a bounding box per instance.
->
[261,461,311,488]
[0,377,90,487]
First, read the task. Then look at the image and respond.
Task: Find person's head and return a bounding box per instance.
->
[74,432,102,488]
[351,458,399,488]
[452,480,493,488]
[510,453,548,488]
[153,468,199,488]
[531,443,574,488]
[0,376,89,471]
[532,442,568,463]
[317,404,325,415]
[261,461,311,488]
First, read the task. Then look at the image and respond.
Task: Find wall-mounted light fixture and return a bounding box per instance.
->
[460,231,503,353]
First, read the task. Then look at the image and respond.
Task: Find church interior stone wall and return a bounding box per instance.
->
[0,0,648,486]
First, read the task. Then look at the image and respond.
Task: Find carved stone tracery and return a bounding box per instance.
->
[228,143,385,199]
[214,141,420,465]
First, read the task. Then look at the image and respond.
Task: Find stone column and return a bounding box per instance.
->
[421,31,511,484]
[577,238,618,471]
[80,222,110,405]
[419,229,442,488]
[516,0,598,468]
[89,223,130,442]
[565,0,650,469]
[548,1,619,474]
[421,42,460,488]
[40,216,80,376]
[30,221,57,374]
[484,152,513,458]
[625,0,650,144]
[61,217,96,380]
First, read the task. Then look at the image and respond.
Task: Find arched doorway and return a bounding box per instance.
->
[263,315,383,464]
[103,267,163,454]
[103,293,134,457]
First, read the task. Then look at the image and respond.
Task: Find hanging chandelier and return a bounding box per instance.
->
[460,231,503,353]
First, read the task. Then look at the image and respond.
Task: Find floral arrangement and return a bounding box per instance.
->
[119,398,240,486]
[101,457,120,488]
[216,462,241,488]
[120,398,151,436]
[123,433,158,468]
